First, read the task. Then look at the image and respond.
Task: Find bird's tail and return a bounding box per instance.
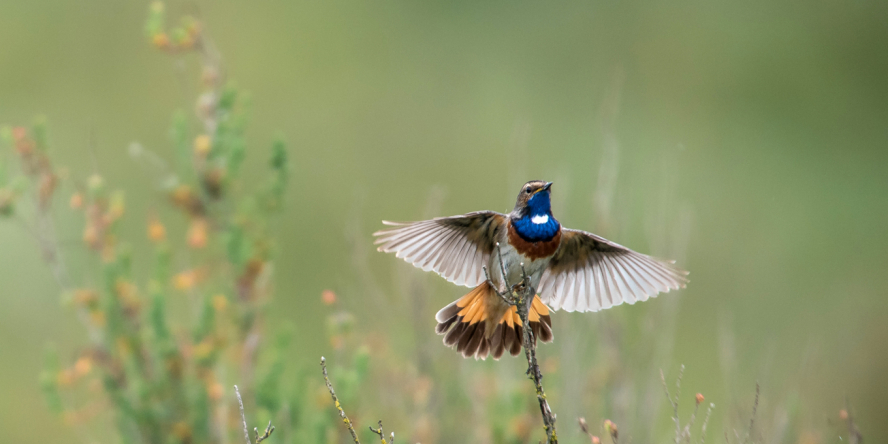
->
[435,281,553,360]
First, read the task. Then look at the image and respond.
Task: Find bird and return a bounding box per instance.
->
[373,180,688,360]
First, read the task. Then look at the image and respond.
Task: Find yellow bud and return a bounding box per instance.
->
[194,134,212,156]
[212,294,228,311]
[173,270,196,290]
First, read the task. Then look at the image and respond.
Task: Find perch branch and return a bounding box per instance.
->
[321,356,361,444]
[490,245,558,444]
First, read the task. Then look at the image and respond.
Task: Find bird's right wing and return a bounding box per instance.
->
[373,211,507,287]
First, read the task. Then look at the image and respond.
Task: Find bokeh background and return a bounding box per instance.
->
[1,1,887,443]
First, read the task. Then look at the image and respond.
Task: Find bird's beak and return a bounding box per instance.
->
[542,182,553,191]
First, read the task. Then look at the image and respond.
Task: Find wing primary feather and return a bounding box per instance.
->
[419,228,459,271]
[439,234,470,282]
[447,234,476,286]
[614,255,649,300]
[386,226,435,257]
[563,269,578,312]
[575,261,588,312]
[425,228,459,270]
[438,235,466,284]
[553,274,567,311]
[591,254,607,309]
[599,253,617,306]
[603,255,632,305]
[623,255,672,292]
[407,228,448,266]
[583,259,596,312]
[625,255,674,289]
[620,255,658,296]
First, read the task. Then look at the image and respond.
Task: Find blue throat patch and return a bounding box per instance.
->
[513,192,560,242]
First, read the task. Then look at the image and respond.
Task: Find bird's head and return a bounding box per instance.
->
[513,180,553,217]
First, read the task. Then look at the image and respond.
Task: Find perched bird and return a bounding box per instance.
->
[373,180,688,359]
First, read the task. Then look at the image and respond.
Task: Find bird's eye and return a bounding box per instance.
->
[525,188,532,194]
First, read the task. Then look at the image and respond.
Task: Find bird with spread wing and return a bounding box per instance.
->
[374,180,688,359]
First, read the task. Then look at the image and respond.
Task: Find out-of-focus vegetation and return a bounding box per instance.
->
[0,0,886,443]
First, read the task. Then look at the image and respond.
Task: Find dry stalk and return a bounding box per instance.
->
[234,385,275,444]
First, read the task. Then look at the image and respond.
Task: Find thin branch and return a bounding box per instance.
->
[699,402,714,444]
[491,249,558,443]
[234,385,252,444]
[369,420,394,444]
[234,385,274,444]
[255,421,274,443]
[320,357,361,444]
[660,368,681,444]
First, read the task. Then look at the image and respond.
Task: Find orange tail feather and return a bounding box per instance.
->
[435,282,554,360]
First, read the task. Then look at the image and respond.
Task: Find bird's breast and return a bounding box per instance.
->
[507,220,562,261]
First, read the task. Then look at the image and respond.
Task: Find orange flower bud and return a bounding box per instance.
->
[153,33,171,49]
[208,382,224,401]
[187,218,208,248]
[592,436,600,444]
[57,369,75,387]
[148,217,166,242]
[69,192,84,210]
[173,270,196,290]
[74,356,92,377]
[322,289,337,305]
[696,393,705,405]
[82,225,99,248]
[839,409,849,420]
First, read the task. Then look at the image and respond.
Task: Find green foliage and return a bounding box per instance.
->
[0,4,314,443]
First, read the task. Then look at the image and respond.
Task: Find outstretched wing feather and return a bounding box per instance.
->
[539,229,688,312]
[374,211,506,287]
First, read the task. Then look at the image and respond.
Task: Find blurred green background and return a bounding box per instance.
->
[1,0,887,442]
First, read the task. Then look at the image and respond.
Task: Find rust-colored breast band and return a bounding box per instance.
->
[507,221,562,260]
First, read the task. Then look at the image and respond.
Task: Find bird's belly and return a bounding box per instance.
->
[487,243,551,292]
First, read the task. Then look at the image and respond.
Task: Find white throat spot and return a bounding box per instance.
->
[531,214,549,225]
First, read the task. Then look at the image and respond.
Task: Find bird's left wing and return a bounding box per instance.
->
[538,229,688,312]
[373,211,506,287]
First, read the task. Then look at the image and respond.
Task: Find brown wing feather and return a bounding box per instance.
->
[538,229,688,312]
[373,211,506,287]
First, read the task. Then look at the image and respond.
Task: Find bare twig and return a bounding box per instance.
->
[699,402,714,444]
[255,421,274,443]
[660,367,682,444]
[578,417,600,444]
[369,420,394,444]
[234,385,274,444]
[320,356,361,444]
[490,246,558,443]
[234,385,252,444]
